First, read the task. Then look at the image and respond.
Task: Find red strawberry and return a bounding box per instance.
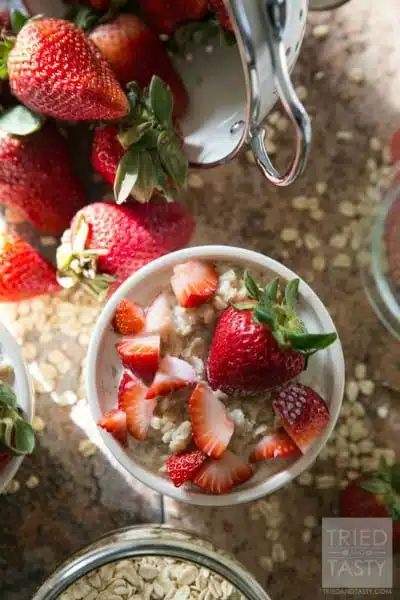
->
[87,0,112,9]
[0,124,86,234]
[113,299,145,336]
[207,274,337,395]
[272,382,329,453]
[0,450,10,472]
[0,231,60,302]
[146,355,197,399]
[390,129,400,164]
[98,408,127,444]
[56,200,195,297]
[250,432,300,462]
[339,458,400,552]
[145,292,173,338]
[165,449,206,487]
[7,18,129,121]
[89,14,188,118]
[171,261,219,308]
[116,335,160,383]
[189,382,234,459]
[209,0,233,31]
[92,126,124,188]
[193,450,253,494]
[138,0,208,34]
[118,370,155,440]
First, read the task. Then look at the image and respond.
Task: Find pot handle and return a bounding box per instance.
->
[229,0,312,186]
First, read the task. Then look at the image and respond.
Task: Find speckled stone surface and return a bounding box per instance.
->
[1,1,400,599]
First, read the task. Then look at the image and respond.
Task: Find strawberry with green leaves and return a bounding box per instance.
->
[92,76,188,204]
[89,13,188,117]
[0,108,86,234]
[207,273,337,395]
[56,199,194,298]
[0,230,60,302]
[1,16,129,121]
[339,457,400,552]
[0,380,35,467]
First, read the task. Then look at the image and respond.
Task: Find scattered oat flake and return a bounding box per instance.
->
[302,529,312,543]
[314,70,325,80]
[312,23,330,39]
[32,415,46,432]
[26,475,39,489]
[5,479,20,494]
[359,379,375,396]
[310,209,324,221]
[332,254,351,268]
[295,86,308,101]
[330,233,348,249]
[354,363,367,380]
[280,228,298,242]
[304,233,320,251]
[376,404,389,419]
[369,137,381,152]
[78,439,98,457]
[315,182,327,195]
[336,131,354,141]
[348,67,364,83]
[339,201,356,217]
[188,173,204,189]
[312,255,326,272]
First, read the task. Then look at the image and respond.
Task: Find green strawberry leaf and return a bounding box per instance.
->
[360,478,391,496]
[132,151,154,204]
[0,106,44,136]
[386,501,400,523]
[11,10,29,34]
[234,301,257,310]
[0,39,14,80]
[114,149,140,204]
[265,277,279,304]
[390,463,400,493]
[0,382,17,409]
[157,133,188,190]
[375,455,392,483]
[66,5,101,31]
[253,305,277,330]
[284,279,300,310]
[12,418,35,455]
[149,76,173,127]
[244,271,262,301]
[286,331,337,354]
[151,156,175,200]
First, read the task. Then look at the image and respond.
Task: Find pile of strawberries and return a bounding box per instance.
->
[99,262,337,494]
[0,1,234,303]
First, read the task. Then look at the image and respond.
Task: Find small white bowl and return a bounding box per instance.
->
[86,246,345,507]
[0,321,34,494]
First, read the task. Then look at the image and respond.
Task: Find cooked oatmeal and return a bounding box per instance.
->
[59,556,245,600]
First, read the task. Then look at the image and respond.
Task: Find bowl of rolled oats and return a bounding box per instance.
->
[0,321,35,494]
[32,525,271,600]
[87,246,344,506]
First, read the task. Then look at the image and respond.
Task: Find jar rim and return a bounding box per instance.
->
[32,524,272,600]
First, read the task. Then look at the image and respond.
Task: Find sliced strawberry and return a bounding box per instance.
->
[146,355,198,400]
[116,335,160,383]
[98,409,127,444]
[118,370,155,440]
[272,382,329,454]
[193,450,254,494]
[189,382,234,459]
[113,299,145,336]
[250,431,300,462]
[170,261,219,308]
[145,292,173,338]
[165,449,206,487]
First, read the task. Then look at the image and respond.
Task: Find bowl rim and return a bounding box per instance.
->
[86,245,345,507]
[0,321,35,493]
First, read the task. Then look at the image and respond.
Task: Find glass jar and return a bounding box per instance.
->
[360,175,400,340]
[32,525,271,600]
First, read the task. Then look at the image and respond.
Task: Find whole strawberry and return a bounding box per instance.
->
[0,119,85,234]
[5,18,129,121]
[56,199,194,297]
[92,77,188,204]
[138,0,208,34]
[207,274,337,395]
[89,14,188,118]
[339,457,400,552]
[0,231,60,301]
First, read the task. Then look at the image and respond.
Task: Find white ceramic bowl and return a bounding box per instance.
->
[86,246,345,507]
[0,321,34,493]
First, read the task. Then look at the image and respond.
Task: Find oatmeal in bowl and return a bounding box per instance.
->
[87,246,345,506]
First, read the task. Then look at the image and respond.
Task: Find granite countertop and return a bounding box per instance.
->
[1,1,400,599]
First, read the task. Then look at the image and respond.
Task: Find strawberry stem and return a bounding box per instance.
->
[243,271,337,355]
[360,456,400,522]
